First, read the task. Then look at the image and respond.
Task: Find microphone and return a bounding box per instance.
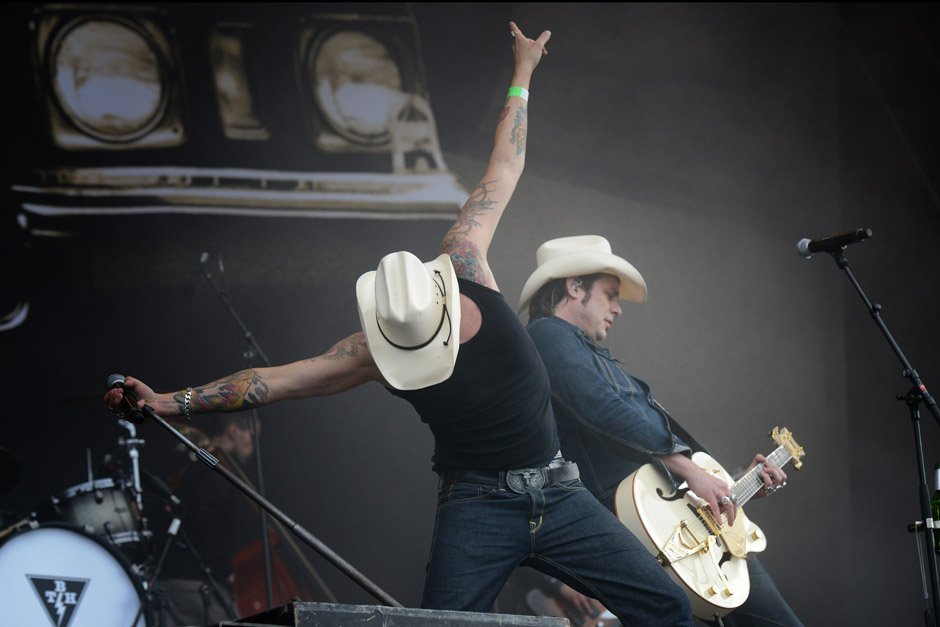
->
[107,374,149,424]
[797,228,872,259]
[182,251,210,296]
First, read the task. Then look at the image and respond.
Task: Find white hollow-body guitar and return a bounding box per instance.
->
[614,427,804,621]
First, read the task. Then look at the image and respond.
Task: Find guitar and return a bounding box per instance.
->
[614,427,804,621]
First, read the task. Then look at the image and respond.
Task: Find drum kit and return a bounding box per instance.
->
[0,418,214,627]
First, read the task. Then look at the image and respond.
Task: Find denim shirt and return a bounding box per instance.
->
[526,315,691,510]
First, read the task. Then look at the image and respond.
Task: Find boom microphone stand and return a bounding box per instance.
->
[108,378,403,609]
[814,237,940,625]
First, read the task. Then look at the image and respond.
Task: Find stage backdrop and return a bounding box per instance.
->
[1,4,938,626]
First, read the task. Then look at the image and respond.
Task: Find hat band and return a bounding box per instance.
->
[375,270,453,351]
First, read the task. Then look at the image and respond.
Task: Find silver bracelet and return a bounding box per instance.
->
[184,387,193,420]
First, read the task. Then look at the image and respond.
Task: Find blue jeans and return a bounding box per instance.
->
[421,474,692,626]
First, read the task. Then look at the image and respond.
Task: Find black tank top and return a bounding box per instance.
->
[390,279,559,472]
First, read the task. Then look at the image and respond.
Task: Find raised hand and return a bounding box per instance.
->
[510,20,551,72]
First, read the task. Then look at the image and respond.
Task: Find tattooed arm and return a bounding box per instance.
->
[440,21,551,290]
[103,333,383,419]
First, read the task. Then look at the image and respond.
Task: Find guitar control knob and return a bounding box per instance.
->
[750,529,763,541]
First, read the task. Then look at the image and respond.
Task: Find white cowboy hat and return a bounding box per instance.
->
[356,251,460,390]
[518,235,647,312]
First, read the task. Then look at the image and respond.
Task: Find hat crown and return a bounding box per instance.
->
[374,252,444,347]
[536,235,613,267]
[518,235,647,313]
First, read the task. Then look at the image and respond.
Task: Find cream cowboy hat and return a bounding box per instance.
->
[518,235,647,312]
[356,251,460,390]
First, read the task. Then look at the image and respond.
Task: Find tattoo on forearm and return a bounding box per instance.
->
[498,106,510,123]
[446,180,498,240]
[509,104,527,155]
[173,370,269,415]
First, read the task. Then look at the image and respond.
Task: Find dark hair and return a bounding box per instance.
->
[202,413,254,439]
[527,273,606,320]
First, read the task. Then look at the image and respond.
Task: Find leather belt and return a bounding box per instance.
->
[440,461,579,494]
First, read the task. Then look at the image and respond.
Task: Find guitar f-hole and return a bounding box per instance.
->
[657,486,689,502]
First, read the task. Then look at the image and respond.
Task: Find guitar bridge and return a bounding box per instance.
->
[659,520,708,565]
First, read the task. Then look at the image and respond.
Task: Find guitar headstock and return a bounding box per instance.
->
[770,426,805,469]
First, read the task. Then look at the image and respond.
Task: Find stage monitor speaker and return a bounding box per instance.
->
[222,600,570,626]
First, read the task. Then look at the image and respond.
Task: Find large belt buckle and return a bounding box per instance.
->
[506,468,545,494]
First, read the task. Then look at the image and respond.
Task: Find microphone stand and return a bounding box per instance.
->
[131,405,402,608]
[202,255,275,608]
[826,249,940,624]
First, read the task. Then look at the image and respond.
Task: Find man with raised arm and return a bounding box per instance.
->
[106,24,692,625]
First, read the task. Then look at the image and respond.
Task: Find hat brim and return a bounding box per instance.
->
[357,253,460,390]
[518,251,647,313]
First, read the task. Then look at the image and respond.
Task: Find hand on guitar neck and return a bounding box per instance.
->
[662,449,789,527]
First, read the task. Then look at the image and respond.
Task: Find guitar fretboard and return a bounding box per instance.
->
[730,445,792,508]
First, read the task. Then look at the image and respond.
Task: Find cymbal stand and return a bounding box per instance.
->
[826,248,940,625]
[130,509,237,627]
[200,253,275,608]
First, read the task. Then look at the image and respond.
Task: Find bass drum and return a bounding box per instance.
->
[0,522,148,626]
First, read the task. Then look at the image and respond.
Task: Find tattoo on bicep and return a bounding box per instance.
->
[318,335,366,362]
[445,240,490,285]
[173,370,269,414]
[509,104,527,155]
[441,180,499,284]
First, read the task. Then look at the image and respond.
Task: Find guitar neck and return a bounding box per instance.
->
[730,445,792,508]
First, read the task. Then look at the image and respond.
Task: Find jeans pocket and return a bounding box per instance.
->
[552,478,587,493]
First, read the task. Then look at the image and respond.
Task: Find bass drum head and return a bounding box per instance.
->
[0,522,146,627]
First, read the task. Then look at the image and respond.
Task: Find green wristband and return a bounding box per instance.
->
[507,86,529,102]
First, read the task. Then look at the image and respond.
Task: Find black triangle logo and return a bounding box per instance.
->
[27,575,88,627]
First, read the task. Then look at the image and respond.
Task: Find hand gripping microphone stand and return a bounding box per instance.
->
[816,236,940,625]
[108,379,403,610]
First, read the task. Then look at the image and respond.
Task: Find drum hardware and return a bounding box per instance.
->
[134,506,239,626]
[0,517,31,542]
[117,418,146,515]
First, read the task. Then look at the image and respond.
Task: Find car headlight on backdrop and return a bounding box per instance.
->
[51,17,166,142]
[310,30,404,146]
[34,6,185,150]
